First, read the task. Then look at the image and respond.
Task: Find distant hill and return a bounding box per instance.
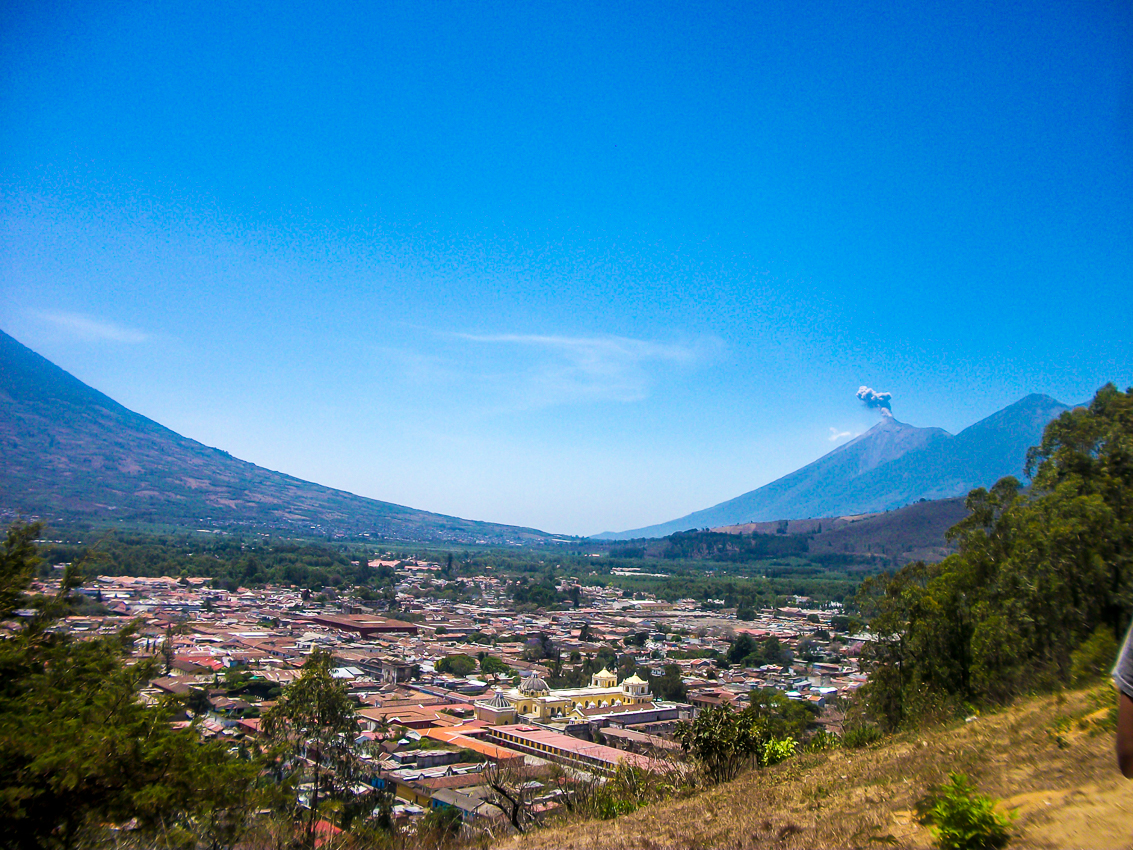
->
[712,496,972,565]
[0,330,555,544]
[599,394,1070,539]
[607,496,970,566]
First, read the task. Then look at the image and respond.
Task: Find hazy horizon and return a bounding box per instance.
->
[2,2,1130,535]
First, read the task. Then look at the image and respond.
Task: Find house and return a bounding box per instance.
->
[381,659,416,685]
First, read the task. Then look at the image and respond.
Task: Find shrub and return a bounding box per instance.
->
[920,773,1013,850]
[1070,625,1119,686]
[569,763,687,821]
[587,786,640,820]
[842,725,882,748]
[675,705,800,782]
[805,730,840,752]
[760,737,796,766]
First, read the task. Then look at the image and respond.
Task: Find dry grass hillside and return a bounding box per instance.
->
[502,685,1133,850]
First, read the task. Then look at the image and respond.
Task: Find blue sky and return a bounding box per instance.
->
[2,1,1130,535]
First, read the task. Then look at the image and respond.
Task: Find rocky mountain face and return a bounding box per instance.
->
[0,330,552,544]
[600,394,1070,540]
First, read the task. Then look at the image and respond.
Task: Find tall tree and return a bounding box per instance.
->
[262,648,360,845]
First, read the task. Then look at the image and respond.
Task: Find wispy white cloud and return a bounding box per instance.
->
[452,332,720,406]
[35,311,149,343]
[828,427,854,441]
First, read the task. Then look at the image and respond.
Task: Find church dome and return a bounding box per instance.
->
[519,672,550,694]
[482,688,514,709]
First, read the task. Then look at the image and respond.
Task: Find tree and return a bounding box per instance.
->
[747,688,819,741]
[262,648,361,845]
[727,633,755,666]
[1025,383,1133,639]
[650,663,687,702]
[0,522,42,617]
[418,804,462,842]
[674,704,794,784]
[857,385,1133,728]
[436,653,477,676]
[0,523,260,850]
[482,759,542,834]
[160,634,176,674]
[521,632,559,665]
[478,654,512,677]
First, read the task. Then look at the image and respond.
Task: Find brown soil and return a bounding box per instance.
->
[500,686,1133,850]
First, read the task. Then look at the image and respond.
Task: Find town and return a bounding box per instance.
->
[34,552,870,838]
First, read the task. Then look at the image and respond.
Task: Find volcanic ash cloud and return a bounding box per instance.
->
[857,385,893,417]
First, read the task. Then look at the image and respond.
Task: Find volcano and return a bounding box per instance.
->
[598,394,1070,539]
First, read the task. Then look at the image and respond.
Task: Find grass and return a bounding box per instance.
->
[498,684,1127,850]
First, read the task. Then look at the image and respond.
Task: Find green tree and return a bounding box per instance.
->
[435,653,477,676]
[0,523,260,850]
[623,631,648,648]
[857,385,1133,728]
[747,688,819,741]
[478,654,512,677]
[418,804,462,842]
[673,704,794,783]
[1070,625,1119,685]
[727,633,755,666]
[0,522,42,617]
[262,648,360,845]
[650,663,687,702]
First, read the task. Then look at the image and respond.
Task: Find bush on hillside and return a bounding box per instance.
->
[674,704,798,783]
[919,773,1013,850]
[1070,625,1119,685]
[841,725,882,748]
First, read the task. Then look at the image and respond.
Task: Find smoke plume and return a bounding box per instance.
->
[857,385,893,414]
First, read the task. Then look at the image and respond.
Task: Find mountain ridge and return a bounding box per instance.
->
[0,329,556,544]
[599,393,1070,539]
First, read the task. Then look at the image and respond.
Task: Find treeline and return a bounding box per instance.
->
[600,570,857,607]
[856,384,1133,730]
[610,530,809,562]
[36,533,395,591]
[31,519,870,607]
